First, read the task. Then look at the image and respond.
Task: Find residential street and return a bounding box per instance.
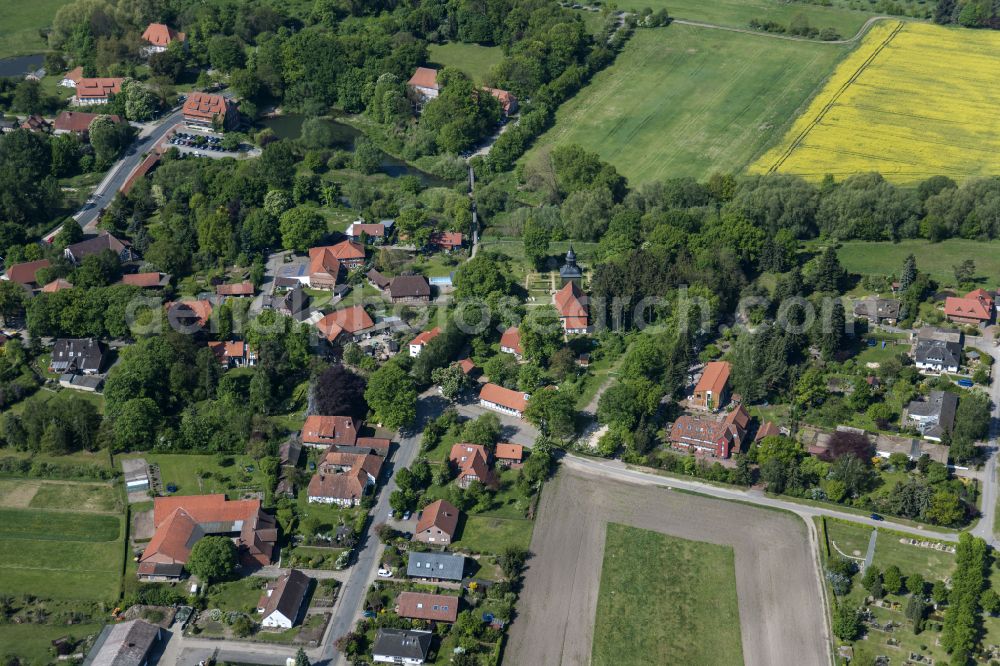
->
[965,333,1000,546]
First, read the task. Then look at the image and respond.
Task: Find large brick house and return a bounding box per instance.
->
[315,305,375,344]
[300,415,359,448]
[668,403,750,459]
[74,78,124,105]
[388,275,431,304]
[395,591,459,624]
[63,231,135,265]
[182,92,239,130]
[691,361,731,411]
[307,450,383,506]
[138,494,277,580]
[142,22,186,54]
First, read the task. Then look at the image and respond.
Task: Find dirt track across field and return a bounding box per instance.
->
[504,466,830,666]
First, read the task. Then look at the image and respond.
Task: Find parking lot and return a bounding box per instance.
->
[167,129,240,158]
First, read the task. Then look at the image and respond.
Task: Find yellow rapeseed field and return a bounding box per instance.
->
[751,21,1000,184]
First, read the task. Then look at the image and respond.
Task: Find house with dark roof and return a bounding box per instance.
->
[138,494,276,580]
[83,619,160,666]
[395,591,459,624]
[853,297,902,325]
[4,258,51,287]
[559,247,583,288]
[413,499,460,545]
[257,569,311,629]
[406,552,465,582]
[49,338,105,375]
[479,383,529,418]
[64,231,135,265]
[388,275,431,303]
[367,269,390,291]
[20,115,51,133]
[906,390,959,442]
[53,111,123,139]
[373,628,433,665]
[914,327,962,374]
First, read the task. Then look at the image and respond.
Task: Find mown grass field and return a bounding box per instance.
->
[614,0,873,37]
[591,523,743,666]
[119,452,272,497]
[0,0,70,58]
[822,518,955,580]
[753,22,1000,184]
[0,504,124,601]
[529,25,847,184]
[835,238,1000,287]
[428,42,503,84]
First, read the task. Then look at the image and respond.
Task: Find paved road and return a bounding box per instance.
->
[864,528,878,571]
[316,388,452,665]
[72,108,184,231]
[966,333,1000,546]
[560,454,959,542]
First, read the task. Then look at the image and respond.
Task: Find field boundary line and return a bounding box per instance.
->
[672,15,897,45]
[766,20,904,173]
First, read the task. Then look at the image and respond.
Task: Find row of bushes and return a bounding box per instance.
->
[0,455,116,481]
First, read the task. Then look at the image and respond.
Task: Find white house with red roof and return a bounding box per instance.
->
[141,23,186,55]
[479,383,529,419]
[409,327,441,357]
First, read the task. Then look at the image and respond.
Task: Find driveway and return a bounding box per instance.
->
[453,401,539,445]
[505,464,832,666]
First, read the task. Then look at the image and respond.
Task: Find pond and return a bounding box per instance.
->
[260,113,452,187]
[0,54,44,78]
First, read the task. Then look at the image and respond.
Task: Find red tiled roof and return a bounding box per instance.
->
[479,383,528,413]
[315,306,374,341]
[208,340,247,361]
[482,87,518,114]
[76,78,124,100]
[308,247,341,281]
[328,240,366,262]
[307,451,383,502]
[168,299,213,327]
[430,231,463,249]
[182,92,235,122]
[41,278,73,292]
[396,591,458,623]
[755,421,780,442]
[142,23,185,47]
[348,223,386,237]
[301,415,358,446]
[216,281,254,296]
[500,327,522,355]
[5,259,50,285]
[415,499,460,538]
[449,443,497,488]
[495,443,523,462]
[53,111,122,133]
[122,272,166,288]
[62,66,83,83]
[354,437,391,454]
[408,67,439,90]
[455,358,475,374]
[409,327,441,348]
[945,289,993,321]
[695,361,731,397]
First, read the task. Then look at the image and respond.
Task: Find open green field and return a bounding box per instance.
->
[835,239,1000,288]
[528,25,847,184]
[592,523,743,666]
[0,505,123,601]
[453,515,533,553]
[428,42,503,84]
[0,623,105,665]
[822,517,955,580]
[119,452,272,497]
[615,0,874,37]
[0,0,70,58]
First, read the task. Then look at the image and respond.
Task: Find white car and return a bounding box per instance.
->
[377,568,393,578]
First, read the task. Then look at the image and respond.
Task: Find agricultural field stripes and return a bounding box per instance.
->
[527,25,847,183]
[752,22,1000,183]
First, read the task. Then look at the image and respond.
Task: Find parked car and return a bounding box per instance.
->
[402,511,411,521]
[377,568,393,578]
[870,513,883,521]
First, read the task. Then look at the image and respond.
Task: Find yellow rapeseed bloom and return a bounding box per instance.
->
[751,21,1000,184]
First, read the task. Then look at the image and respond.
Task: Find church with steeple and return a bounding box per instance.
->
[559,246,583,288]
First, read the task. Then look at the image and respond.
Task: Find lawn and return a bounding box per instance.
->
[119,452,272,498]
[0,0,71,58]
[614,0,875,37]
[205,577,267,613]
[0,623,105,665]
[836,238,1000,288]
[428,42,503,84]
[452,515,533,553]
[753,22,1000,184]
[821,517,955,581]
[528,24,848,184]
[27,481,120,513]
[0,505,123,602]
[591,523,744,666]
